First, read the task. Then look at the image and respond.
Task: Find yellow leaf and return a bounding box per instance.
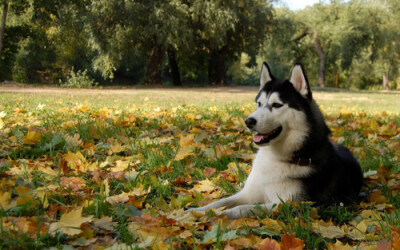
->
[328,240,354,250]
[131,183,151,196]
[34,187,52,208]
[190,179,218,193]
[103,179,110,197]
[0,192,16,210]
[92,216,117,231]
[15,185,33,205]
[179,230,192,239]
[106,191,130,205]
[63,151,86,170]
[110,160,129,172]
[65,133,82,148]
[175,146,195,161]
[49,207,93,236]
[261,217,284,233]
[179,134,195,148]
[23,131,43,144]
[166,209,197,226]
[312,220,345,239]
[0,118,4,129]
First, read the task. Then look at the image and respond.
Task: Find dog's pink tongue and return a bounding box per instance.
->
[253,134,264,143]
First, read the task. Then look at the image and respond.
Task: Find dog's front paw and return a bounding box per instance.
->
[225,207,244,219]
[186,206,207,213]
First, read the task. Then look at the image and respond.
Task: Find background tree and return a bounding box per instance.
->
[0,0,29,79]
[1,0,399,89]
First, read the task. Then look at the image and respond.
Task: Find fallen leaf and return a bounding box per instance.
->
[0,192,17,210]
[175,134,195,160]
[312,220,345,239]
[392,227,400,250]
[280,233,304,250]
[24,131,43,144]
[190,179,218,193]
[376,240,391,250]
[49,207,93,236]
[328,240,354,250]
[254,237,280,250]
[15,185,33,205]
[92,216,117,231]
[61,176,86,192]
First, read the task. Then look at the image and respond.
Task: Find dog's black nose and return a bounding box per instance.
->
[245,117,257,129]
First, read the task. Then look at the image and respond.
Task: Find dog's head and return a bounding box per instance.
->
[245,62,312,148]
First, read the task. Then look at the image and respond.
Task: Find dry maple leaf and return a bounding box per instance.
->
[0,192,16,210]
[49,207,93,236]
[60,176,86,192]
[328,240,354,250]
[392,227,400,250]
[175,134,195,160]
[15,185,33,205]
[312,220,345,239]
[63,151,86,171]
[190,179,218,193]
[254,238,280,250]
[64,133,82,148]
[23,131,43,144]
[377,240,391,250]
[280,234,305,250]
[92,216,117,231]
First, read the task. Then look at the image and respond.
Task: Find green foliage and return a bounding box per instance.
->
[1,0,400,89]
[61,68,98,88]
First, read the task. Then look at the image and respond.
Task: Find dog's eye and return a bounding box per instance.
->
[272,103,283,109]
[257,102,262,107]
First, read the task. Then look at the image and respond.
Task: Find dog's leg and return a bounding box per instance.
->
[225,202,275,219]
[187,192,249,213]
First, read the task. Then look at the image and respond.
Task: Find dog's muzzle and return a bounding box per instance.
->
[245,117,257,129]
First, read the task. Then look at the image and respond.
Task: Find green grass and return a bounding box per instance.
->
[0,87,399,248]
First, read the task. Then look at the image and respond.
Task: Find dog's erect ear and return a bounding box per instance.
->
[289,64,311,99]
[260,62,274,90]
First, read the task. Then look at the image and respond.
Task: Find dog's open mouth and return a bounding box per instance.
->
[253,126,282,145]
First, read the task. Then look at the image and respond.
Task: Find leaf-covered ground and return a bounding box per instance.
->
[0,88,399,249]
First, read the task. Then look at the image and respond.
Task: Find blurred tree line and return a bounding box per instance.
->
[0,0,399,90]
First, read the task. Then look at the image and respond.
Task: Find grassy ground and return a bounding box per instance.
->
[0,86,399,249]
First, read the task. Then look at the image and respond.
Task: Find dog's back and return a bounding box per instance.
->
[298,141,363,204]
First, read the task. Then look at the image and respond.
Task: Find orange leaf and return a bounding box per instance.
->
[367,190,388,204]
[280,234,304,250]
[60,176,86,192]
[392,227,400,250]
[254,238,280,250]
[377,240,391,250]
[204,167,216,177]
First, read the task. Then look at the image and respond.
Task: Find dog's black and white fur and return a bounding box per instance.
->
[189,62,363,219]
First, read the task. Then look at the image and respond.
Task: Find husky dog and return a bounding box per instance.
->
[189,62,363,219]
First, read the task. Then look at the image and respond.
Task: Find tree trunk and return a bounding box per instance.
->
[313,30,325,87]
[334,68,338,88]
[145,46,165,85]
[383,72,389,90]
[208,46,227,85]
[167,48,181,86]
[0,3,9,58]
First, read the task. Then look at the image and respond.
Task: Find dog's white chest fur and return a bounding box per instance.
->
[241,147,313,205]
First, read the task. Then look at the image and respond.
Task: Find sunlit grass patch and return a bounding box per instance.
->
[0,88,399,248]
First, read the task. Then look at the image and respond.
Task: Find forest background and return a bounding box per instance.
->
[0,0,400,90]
